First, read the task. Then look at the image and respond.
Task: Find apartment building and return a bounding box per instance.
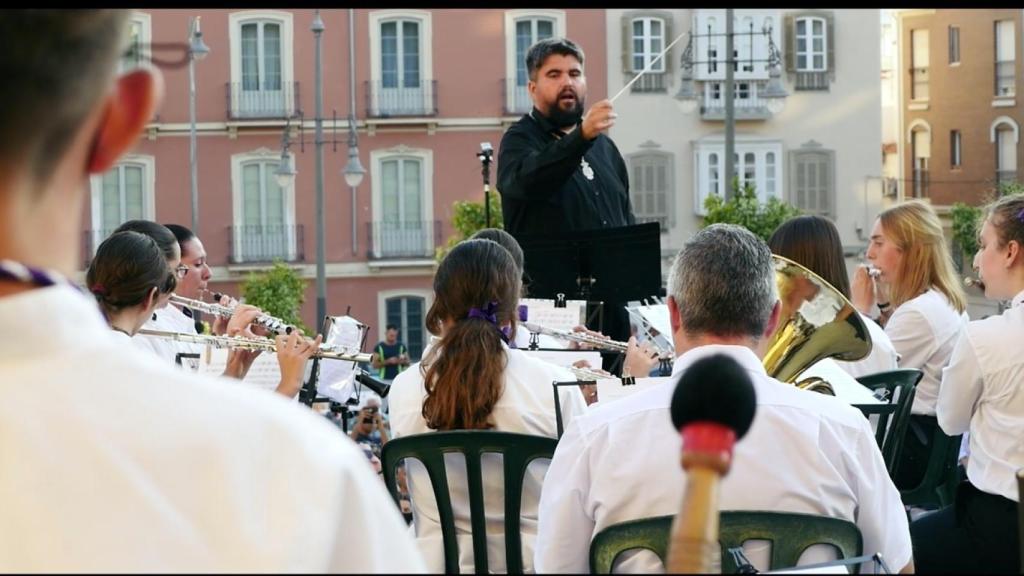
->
[82,9,607,358]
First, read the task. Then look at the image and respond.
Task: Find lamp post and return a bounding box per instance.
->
[312,10,327,329]
[188,15,210,235]
[344,8,366,257]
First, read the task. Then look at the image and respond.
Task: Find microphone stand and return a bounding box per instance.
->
[477,146,494,228]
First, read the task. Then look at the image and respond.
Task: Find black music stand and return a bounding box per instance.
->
[517,222,662,367]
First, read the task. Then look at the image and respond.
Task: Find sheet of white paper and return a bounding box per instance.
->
[800,358,882,406]
[520,298,586,333]
[594,376,671,404]
[635,304,672,340]
[520,349,602,370]
[195,346,283,393]
[317,315,368,403]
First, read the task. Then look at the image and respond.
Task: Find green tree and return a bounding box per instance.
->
[240,261,311,334]
[950,182,1024,270]
[436,193,504,261]
[701,177,803,241]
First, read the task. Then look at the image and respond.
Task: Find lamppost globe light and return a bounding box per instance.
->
[275,154,296,188]
[674,76,699,115]
[190,17,210,61]
[343,150,366,188]
[766,94,786,115]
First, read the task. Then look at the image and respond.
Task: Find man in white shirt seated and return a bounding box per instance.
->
[534,224,914,574]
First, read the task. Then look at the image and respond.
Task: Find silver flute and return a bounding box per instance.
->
[520,321,673,359]
[137,329,371,363]
[170,294,296,336]
[569,365,613,381]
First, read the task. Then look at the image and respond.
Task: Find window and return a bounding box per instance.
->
[694,140,783,215]
[231,150,297,263]
[370,11,433,117]
[911,127,931,198]
[795,16,826,72]
[229,11,295,119]
[370,147,435,259]
[89,156,155,255]
[948,26,960,65]
[632,17,666,73]
[995,123,1017,184]
[995,20,1016,97]
[628,151,673,230]
[384,295,427,361]
[505,11,563,114]
[950,130,962,168]
[789,144,835,216]
[695,10,780,81]
[119,14,151,73]
[911,29,929,100]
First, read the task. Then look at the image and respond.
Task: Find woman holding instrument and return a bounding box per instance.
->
[912,194,1024,574]
[851,200,969,488]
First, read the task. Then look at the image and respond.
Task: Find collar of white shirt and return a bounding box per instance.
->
[670,343,767,379]
[0,284,115,362]
[1013,289,1024,309]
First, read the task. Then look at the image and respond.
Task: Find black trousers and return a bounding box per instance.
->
[910,480,1020,574]
[894,414,939,490]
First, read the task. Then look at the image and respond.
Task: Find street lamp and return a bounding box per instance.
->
[312,10,328,329]
[344,8,366,256]
[188,15,209,235]
[274,125,297,189]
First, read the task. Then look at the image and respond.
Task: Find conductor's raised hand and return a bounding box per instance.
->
[580,99,617,141]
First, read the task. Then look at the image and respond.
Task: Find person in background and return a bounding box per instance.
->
[372,324,410,381]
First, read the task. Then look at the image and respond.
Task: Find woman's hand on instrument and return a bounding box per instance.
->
[274,332,322,399]
[210,293,239,336]
[851,265,876,316]
[225,303,264,337]
[623,336,659,378]
[569,325,607,350]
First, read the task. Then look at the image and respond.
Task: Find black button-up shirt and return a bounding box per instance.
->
[497,109,635,238]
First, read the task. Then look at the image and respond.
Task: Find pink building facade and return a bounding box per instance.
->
[84,8,608,358]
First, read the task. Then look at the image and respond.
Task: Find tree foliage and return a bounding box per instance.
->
[240,261,311,334]
[436,193,504,261]
[701,178,803,241]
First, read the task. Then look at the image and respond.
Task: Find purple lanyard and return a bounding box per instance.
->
[0,259,78,291]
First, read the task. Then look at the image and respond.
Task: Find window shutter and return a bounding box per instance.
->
[784,13,795,72]
[621,15,633,73]
[662,15,673,76]
[825,12,835,80]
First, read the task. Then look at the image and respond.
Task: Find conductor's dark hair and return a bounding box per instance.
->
[112,220,179,263]
[526,37,585,82]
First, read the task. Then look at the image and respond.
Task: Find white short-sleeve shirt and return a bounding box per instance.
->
[389,342,589,573]
[938,290,1024,501]
[534,344,912,574]
[0,285,426,573]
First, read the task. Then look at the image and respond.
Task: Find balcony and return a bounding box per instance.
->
[365,80,437,118]
[794,71,829,91]
[366,220,441,260]
[628,72,669,94]
[228,224,305,264]
[700,81,773,121]
[226,81,300,121]
[503,79,532,115]
[995,61,1016,97]
[911,67,929,101]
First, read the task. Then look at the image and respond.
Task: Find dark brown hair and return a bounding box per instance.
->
[0,11,129,185]
[421,239,520,430]
[768,215,852,298]
[86,231,176,320]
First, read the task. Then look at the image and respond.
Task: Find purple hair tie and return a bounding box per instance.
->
[517,304,529,322]
[467,301,500,325]
[1017,208,1024,224]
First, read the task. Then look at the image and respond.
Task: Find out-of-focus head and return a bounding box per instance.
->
[768,215,851,298]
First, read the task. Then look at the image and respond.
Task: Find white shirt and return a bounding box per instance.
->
[0,285,426,573]
[835,312,900,378]
[133,304,203,365]
[937,290,1024,501]
[885,289,969,415]
[534,344,911,574]
[389,342,589,574]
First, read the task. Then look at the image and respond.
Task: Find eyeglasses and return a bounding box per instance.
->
[174,264,190,279]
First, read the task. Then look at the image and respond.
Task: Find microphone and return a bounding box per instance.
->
[666,354,757,573]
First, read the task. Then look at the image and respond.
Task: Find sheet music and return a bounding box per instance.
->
[633,304,672,340]
[800,358,882,406]
[195,346,283,394]
[317,315,368,403]
[594,376,670,404]
[520,349,602,370]
[520,298,586,333]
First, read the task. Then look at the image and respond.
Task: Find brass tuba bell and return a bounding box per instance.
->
[763,255,873,395]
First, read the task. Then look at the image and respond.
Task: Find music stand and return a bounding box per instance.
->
[516,222,662,343]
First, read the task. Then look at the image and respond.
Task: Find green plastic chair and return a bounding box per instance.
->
[854,369,922,474]
[380,430,558,574]
[898,422,962,509]
[589,511,863,574]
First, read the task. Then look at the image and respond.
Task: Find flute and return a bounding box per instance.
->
[170,294,296,336]
[137,329,371,363]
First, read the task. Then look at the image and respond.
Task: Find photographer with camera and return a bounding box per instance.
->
[348,398,389,459]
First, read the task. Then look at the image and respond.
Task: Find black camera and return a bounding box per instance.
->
[362,417,373,425]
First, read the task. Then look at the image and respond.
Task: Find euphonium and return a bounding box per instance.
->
[763,255,873,395]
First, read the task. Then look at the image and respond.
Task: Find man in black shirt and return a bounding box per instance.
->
[497,37,634,237]
[371,324,409,381]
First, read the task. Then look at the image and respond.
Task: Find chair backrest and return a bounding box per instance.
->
[380,430,558,574]
[1017,469,1024,571]
[589,511,863,574]
[899,422,962,509]
[855,369,922,472]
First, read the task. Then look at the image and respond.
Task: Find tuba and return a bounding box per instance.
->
[763,255,873,395]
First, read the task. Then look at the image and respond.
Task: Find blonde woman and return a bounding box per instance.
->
[911,194,1024,574]
[852,200,969,488]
